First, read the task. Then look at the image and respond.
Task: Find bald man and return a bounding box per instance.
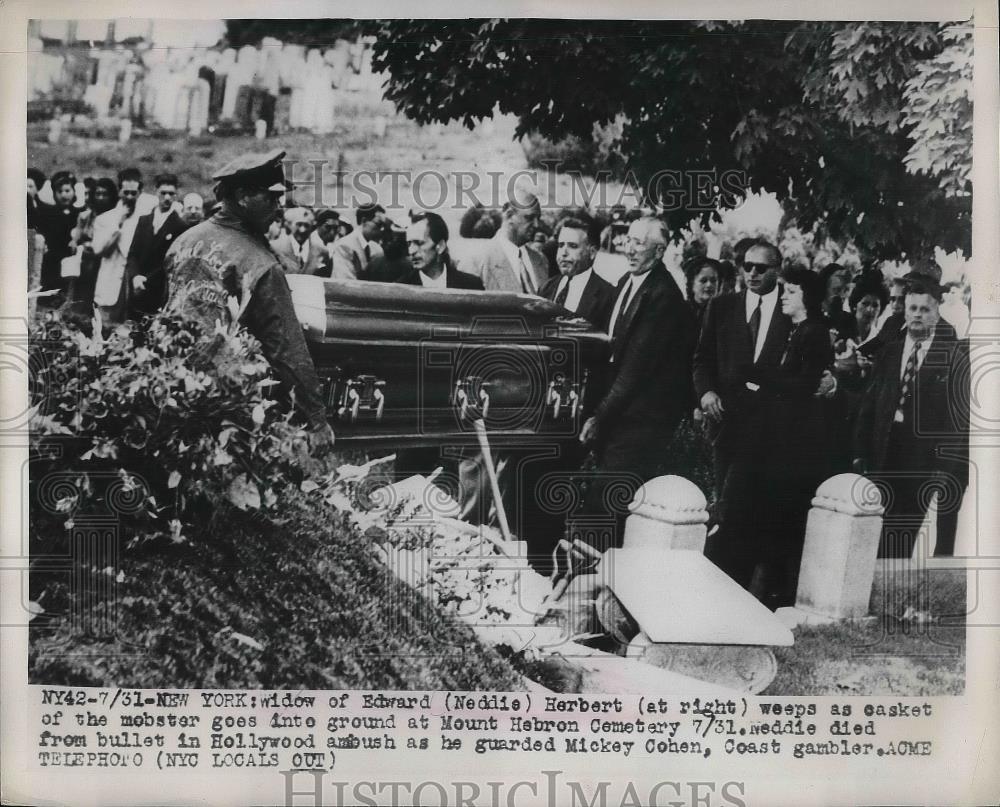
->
[459,185,549,293]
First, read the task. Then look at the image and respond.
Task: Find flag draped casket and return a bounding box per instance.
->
[287,275,610,447]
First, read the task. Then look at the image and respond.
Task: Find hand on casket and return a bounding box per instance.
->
[307,421,336,456]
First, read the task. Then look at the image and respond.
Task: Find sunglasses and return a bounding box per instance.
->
[743,261,777,274]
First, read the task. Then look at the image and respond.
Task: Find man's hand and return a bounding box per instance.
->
[814,370,837,399]
[579,416,599,445]
[700,391,724,422]
[307,421,336,456]
[132,275,147,292]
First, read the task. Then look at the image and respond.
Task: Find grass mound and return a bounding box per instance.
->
[29,488,523,690]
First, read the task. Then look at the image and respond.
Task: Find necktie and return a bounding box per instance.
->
[363,243,371,264]
[748,296,763,360]
[554,279,570,308]
[611,279,633,338]
[897,340,923,419]
[518,249,537,295]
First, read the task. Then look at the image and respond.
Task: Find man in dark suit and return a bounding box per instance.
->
[693,239,793,588]
[577,217,697,548]
[399,212,484,290]
[539,217,616,330]
[270,207,331,276]
[126,172,189,319]
[853,274,969,558]
[392,211,483,498]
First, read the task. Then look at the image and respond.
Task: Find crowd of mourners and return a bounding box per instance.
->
[28,157,971,609]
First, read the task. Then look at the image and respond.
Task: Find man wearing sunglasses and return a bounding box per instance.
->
[693,239,793,592]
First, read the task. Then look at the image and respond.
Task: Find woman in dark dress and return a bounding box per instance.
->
[37,170,80,301]
[755,266,834,607]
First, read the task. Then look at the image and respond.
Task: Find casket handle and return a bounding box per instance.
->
[337,375,386,423]
[454,378,491,421]
[548,382,563,419]
[548,373,582,421]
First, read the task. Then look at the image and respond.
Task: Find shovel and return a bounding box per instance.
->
[471,417,514,548]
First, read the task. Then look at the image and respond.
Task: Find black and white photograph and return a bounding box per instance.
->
[3,3,999,805]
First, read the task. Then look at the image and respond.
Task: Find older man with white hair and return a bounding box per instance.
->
[574,216,696,549]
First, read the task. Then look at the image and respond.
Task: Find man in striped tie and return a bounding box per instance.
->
[853,272,970,558]
[459,183,550,294]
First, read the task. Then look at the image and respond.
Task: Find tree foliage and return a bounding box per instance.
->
[365,19,973,260]
[225,19,358,47]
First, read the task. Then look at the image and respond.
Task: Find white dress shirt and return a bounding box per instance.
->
[418,269,447,289]
[899,327,936,378]
[291,237,310,267]
[152,206,170,234]
[553,267,594,314]
[745,286,780,361]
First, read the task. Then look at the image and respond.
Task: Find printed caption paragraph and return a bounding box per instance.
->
[33,687,935,772]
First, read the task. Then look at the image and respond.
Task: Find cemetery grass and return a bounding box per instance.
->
[26,96,526,235]
[766,569,966,696]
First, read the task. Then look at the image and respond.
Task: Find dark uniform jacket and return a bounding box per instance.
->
[163,208,327,428]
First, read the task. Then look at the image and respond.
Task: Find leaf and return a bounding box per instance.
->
[167,471,182,489]
[229,632,264,651]
[251,404,266,425]
[227,474,261,510]
[300,480,320,493]
[27,601,45,621]
[212,448,233,466]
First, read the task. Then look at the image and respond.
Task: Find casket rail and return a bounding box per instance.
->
[287,276,611,448]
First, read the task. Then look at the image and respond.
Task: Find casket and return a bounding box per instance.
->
[287,275,610,448]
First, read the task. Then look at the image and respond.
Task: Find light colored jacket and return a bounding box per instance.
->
[459,233,549,294]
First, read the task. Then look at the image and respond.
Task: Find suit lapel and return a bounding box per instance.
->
[757,298,790,366]
[881,339,905,409]
[615,269,658,348]
[577,272,598,320]
[732,291,754,363]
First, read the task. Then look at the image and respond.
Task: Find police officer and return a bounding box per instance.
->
[163,150,335,453]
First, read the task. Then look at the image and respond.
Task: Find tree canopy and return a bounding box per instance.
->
[364,19,973,260]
